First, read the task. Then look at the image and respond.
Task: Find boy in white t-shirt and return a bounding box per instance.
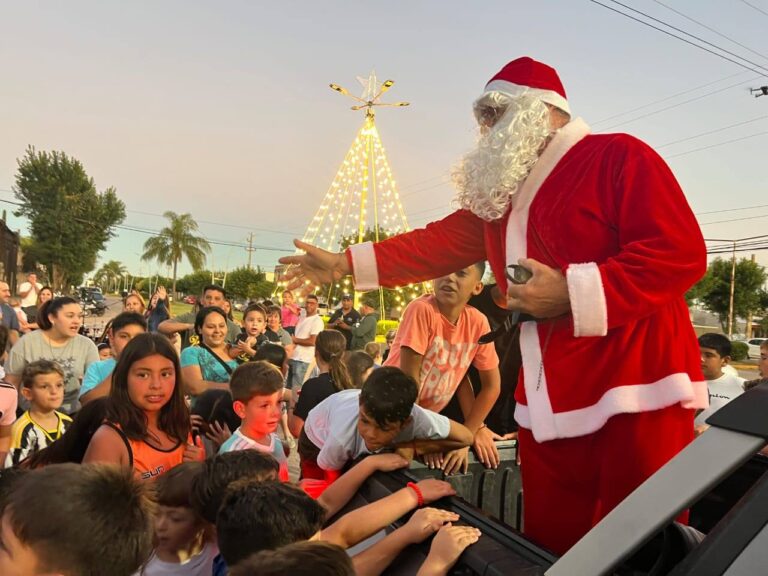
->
[218,361,289,482]
[385,262,501,474]
[299,366,473,481]
[695,333,745,434]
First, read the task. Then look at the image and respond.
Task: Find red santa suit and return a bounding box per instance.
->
[344,58,708,554]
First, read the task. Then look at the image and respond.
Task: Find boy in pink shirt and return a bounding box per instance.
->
[385,262,501,474]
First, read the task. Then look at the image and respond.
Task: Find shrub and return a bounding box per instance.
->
[731,341,749,361]
[377,320,399,336]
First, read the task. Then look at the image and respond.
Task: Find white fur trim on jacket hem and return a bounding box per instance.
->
[514,375,709,442]
[567,262,608,337]
[348,242,380,291]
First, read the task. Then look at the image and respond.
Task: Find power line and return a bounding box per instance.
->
[126,208,302,236]
[652,0,768,62]
[397,173,450,191]
[663,130,768,159]
[0,189,305,237]
[0,195,295,252]
[699,212,768,226]
[590,0,768,77]
[400,177,452,198]
[591,71,749,126]
[655,115,768,149]
[110,222,293,252]
[596,75,762,132]
[738,0,768,18]
[708,245,768,255]
[697,203,768,216]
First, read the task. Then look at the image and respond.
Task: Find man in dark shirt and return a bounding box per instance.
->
[327,294,361,350]
[0,281,20,345]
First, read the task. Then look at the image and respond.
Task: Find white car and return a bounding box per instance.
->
[743,338,767,359]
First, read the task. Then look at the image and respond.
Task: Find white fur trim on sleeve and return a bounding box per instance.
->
[567,262,608,337]
[348,242,380,291]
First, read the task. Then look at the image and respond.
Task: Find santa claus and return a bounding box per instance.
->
[281,57,709,554]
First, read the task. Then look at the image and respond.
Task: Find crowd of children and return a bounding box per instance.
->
[0,275,505,576]
[0,265,763,575]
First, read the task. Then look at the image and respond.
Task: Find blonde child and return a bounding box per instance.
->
[6,360,72,467]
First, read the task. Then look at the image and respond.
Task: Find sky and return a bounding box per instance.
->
[1,0,767,280]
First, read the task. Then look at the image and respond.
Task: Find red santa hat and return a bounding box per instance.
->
[482,57,570,115]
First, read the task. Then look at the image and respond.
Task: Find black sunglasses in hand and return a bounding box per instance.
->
[477,265,532,345]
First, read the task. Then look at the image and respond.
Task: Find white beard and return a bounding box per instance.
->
[452,95,553,222]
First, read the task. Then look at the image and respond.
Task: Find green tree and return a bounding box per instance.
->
[13,147,126,290]
[132,275,174,298]
[176,270,215,297]
[19,236,47,282]
[690,257,768,330]
[94,260,127,292]
[141,212,211,295]
[225,266,275,300]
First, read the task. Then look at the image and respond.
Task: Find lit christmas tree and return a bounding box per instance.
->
[279,71,429,317]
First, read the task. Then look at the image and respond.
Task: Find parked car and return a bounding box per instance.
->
[743,338,767,359]
[183,295,197,305]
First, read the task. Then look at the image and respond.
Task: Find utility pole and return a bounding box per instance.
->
[706,235,768,339]
[728,240,736,339]
[246,233,255,270]
[746,254,757,340]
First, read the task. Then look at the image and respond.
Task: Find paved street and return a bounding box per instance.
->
[734,359,760,382]
[81,294,124,339]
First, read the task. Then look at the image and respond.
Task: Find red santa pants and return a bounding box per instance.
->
[518,404,694,555]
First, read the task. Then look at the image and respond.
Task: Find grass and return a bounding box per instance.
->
[169,301,196,317]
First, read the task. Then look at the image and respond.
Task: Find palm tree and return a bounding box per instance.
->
[141,211,210,295]
[94,260,127,293]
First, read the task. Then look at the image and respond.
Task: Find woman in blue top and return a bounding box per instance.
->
[180,307,238,397]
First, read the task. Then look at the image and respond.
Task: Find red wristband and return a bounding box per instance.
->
[407,482,424,507]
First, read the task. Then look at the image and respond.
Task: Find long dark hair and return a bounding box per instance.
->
[316,330,353,392]
[37,296,79,331]
[23,397,111,468]
[108,333,190,443]
[345,350,375,389]
[194,306,228,338]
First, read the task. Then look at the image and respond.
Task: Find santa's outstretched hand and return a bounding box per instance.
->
[279,240,350,292]
[506,258,571,319]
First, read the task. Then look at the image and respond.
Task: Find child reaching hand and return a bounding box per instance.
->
[385,263,502,473]
[299,366,473,480]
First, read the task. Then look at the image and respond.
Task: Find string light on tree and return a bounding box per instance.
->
[279,71,430,315]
